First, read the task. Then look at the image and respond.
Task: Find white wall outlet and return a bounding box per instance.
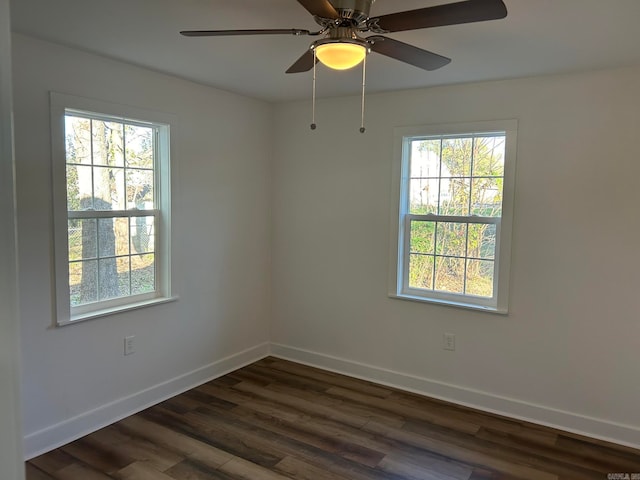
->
[124,335,135,356]
[443,333,456,351]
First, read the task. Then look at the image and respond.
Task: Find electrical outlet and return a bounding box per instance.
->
[443,333,456,351]
[124,335,135,356]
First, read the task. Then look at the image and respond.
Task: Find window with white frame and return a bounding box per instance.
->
[390,121,517,312]
[51,93,173,325]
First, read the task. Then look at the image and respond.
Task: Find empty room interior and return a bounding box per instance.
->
[2,0,640,478]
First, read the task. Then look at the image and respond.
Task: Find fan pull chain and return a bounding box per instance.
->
[360,54,367,134]
[310,48,317,130]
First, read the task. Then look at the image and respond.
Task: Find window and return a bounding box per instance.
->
[390,121,517,313]
[51,93,174,325]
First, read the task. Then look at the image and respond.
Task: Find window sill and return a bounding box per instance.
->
[389,293,508,315]
[56,296,179,327]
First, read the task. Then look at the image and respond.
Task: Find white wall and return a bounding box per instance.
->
[13,34,273,457]
[0,1,25,478]
[272,67,640,447]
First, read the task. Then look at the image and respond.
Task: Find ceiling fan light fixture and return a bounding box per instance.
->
[314,39,369,70]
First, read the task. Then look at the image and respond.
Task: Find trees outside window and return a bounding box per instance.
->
[51,93,173,325]
[390,121,517,312]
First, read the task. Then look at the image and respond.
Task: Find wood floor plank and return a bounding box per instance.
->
[116,415,234,469]
[234,380,370,429]
[266,358,393,398]
[387,390,527,435]
[193,403,388,468]
[26,357,640,480]
[218,457,294,480]
[363,419,560,479]
[53,462,114,480]
[28,450,77,475]
[554,434,640,471]
[402,420,605,480]
[474,427,614,478]
[265,380,406,428]
[144,405,284,468]
[60,436,134,475]
[377,451,473,480]
[182,403,406,480]
[113,461,177,480]
[24,464,55,480]
[328,385,482,435]
[274,455,352,480]
[88,424,183,472]
[164,459,238,480]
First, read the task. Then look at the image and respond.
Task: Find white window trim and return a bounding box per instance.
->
[388,120,518,314]
[50,92,177,326]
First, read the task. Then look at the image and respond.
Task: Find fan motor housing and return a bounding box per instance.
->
[330,0,375,24]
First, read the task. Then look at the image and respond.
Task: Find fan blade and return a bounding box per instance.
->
[286,49,317,74]
[180,29,312,37]
[297,0,339,19]
[369,36,451,71]
[369,0,507,33]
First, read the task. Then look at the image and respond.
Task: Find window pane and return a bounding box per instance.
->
[132,253,155,295]
[92,120,124,167]
[97,218,116,258]
[125,125,154,169]
[434,256,465,293]
[98,257,124,301]
[65,116,91,165]
[441,137,472,177]
[473,136,505,177]
[410,220,435,254]
[439,177,471,216]
[466,259,494,297]
[471,177,503,217]
[409,254,434,290]
[126,169,154,209]
[410,139,441,178]
[70,259,98,306]
[68,219,96,261]
[116,257,131,297]
[468,223,496,260]
[93,166,125,210]
[67,165,93,211]
[131,216,155,254]
[436,222,467,257]
[409,178,438,214]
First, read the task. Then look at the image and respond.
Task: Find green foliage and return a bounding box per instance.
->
[408,134,505,298]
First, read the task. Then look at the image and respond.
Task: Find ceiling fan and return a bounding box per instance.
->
[180,0,508,73]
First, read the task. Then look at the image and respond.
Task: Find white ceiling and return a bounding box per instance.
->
[10,0,640,102]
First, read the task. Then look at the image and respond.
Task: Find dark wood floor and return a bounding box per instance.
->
[26,357,640,480]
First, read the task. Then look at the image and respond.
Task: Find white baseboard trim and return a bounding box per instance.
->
[270,343,640,450]
[24,342,270,460]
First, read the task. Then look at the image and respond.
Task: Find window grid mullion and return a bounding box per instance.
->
[122,122,133,296]
[403,217,412,292]
[462,137,476,294]
[437,138,443,216]
[462,223,469,295]
[68,209,156,219]
[90,119,95,210]
[432,222,439,290]
[123,121,128,210]
[92,117,101,301]
[433,139,443,287]
[468,136,475,216]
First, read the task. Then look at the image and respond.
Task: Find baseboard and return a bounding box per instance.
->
[24,342,270,460]
[270,343,640,450]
